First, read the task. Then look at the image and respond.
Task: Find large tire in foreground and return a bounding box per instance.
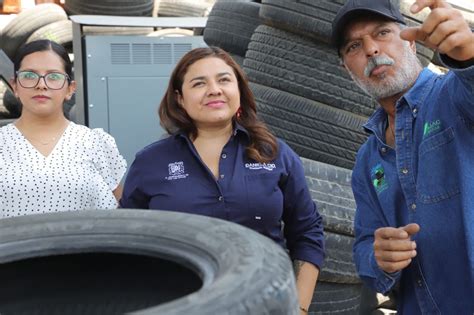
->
[0,210,298,315]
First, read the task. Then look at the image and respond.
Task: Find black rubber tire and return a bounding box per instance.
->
[259,0,341,42]
[64,0,154,16]
[2,89,21,118]
[231,53,245,67]
[0,4,67,59]
[250,83,368,169]
[309,282,362,314]
[320,231,360,284]
[156,0,213,17]
[0,210,299,315]
[0,118,15,127]
[244,25,378,117]
[259,0,435,66]
[26,19,73,48]
[204,1,262,56]
[300,157,356,236]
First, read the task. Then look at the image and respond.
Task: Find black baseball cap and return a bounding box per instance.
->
[332,0,406,53]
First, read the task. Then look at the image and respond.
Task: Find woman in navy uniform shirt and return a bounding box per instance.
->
[120,47,324,313]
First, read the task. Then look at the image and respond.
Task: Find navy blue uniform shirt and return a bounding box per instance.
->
[121,124,325,268]
[352,65,474,314]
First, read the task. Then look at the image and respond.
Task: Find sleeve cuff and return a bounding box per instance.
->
[438,53,474,70]
[370,251,401,295]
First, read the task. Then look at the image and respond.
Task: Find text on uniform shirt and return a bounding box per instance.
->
[165,161,189,180]
[244,163,276,171]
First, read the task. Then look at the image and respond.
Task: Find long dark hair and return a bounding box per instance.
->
[159,46,278,163]
[14,39,73,80]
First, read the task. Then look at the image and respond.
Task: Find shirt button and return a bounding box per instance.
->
[381,147,387,154]
[221,153,227,159]
[417,279,423,287]
[220,174,225,179]
[413,108,418,114]
[218,196,223,201]
[411,203,417,210]
[402,168,409,175]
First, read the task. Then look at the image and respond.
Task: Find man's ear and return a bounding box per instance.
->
[340,58,349,72]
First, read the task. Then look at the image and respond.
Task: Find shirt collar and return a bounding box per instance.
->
[175,122,250,140]
[402,67,437,112]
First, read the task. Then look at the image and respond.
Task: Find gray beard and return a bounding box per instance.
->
[347,42,422,100]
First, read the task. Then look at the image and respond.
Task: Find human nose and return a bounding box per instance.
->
[362,36,379,58]
[35,76,48,90]
[206,80,222,95]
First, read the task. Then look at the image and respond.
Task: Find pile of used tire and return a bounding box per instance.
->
[203,0,472,314]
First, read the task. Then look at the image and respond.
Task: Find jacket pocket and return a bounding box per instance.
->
[417,127,460,204]
[244,173,283,227]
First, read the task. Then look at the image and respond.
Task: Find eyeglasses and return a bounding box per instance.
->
[16,71,70,90]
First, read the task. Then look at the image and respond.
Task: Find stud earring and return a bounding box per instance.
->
[236,107,242,119]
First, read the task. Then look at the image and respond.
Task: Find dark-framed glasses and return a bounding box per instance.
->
[16,71,70,90]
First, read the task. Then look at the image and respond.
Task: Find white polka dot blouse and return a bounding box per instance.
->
[0,122,127,218]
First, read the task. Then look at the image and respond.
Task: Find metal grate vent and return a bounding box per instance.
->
[132,43,152,64]
[173,43,192,63]
[111,43,193,65]
[153,44,172,64]
[111,44,131,64]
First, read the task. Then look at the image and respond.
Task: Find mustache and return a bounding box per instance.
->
[364,56,395,77]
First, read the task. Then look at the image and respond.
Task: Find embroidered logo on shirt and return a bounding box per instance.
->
[371,164,388,194]
[165,161,189,180]
[245,162,276,171]
[423,119,442,137]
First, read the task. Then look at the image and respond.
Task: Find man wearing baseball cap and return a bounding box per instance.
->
[332,0,474,313]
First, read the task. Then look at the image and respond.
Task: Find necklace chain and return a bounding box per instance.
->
[29,136,58,146]
[18,124,67,146]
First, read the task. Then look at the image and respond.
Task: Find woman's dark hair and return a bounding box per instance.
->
[159,46,278,163]
[14,39,73,80]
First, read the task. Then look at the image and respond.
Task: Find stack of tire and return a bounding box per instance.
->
[203,0,474,314]
[153,0,215,18]
[0,3,73,120]
[0,0,159,120]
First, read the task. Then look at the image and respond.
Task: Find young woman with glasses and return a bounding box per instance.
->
[0,40,126,218]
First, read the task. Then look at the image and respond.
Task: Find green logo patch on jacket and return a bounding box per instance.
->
[371,164,388,194]
[423,120,442,137]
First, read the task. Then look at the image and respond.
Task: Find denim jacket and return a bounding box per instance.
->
[352,65,474,314]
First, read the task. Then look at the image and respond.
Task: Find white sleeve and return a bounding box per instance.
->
[91,128,127,190]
